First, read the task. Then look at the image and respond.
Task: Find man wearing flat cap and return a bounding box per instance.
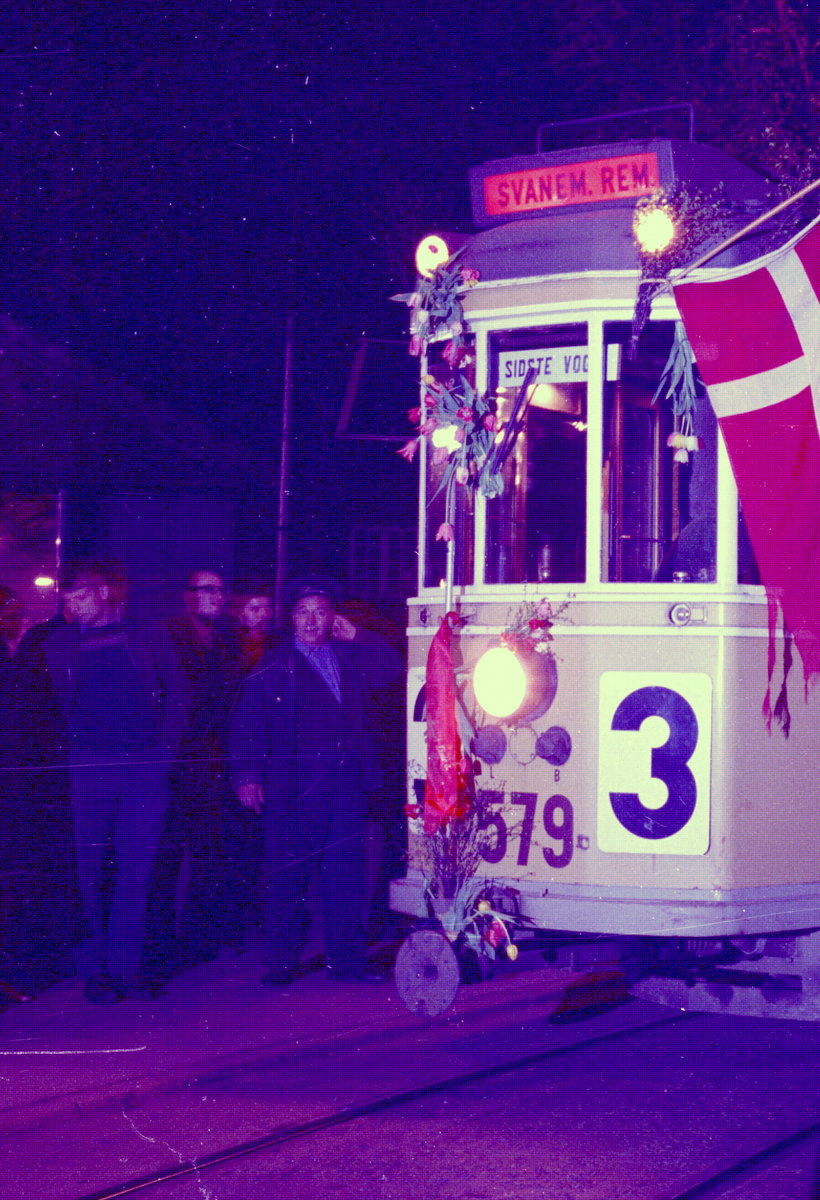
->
[229,575,402,983]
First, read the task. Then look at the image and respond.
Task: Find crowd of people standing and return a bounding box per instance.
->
[0,560,404,1003]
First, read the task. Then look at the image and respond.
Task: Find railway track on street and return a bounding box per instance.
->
[74,1009,692,1200]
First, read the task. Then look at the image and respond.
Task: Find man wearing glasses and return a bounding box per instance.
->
[145,569,241,980]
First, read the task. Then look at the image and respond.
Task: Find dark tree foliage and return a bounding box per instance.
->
[552,0,820,182]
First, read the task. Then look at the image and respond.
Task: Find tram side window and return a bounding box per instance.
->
[603,321,717,584]
[485,325,587,584]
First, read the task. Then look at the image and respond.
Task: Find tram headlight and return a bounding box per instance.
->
[633,204,676,254]
[474,647,527,718]
[472,644,558,724]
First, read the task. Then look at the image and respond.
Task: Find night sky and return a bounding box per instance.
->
[0,2,809,583]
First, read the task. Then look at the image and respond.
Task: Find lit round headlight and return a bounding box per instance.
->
[473,643,558,724]
[473,647,527,718]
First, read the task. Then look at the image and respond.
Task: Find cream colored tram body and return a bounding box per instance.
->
[389,128,820,1018]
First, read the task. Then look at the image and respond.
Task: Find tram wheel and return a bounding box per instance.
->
[394,929,461,1017]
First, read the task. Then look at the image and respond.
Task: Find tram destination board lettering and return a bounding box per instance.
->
[499,346,589,385]
[483,151,660,217]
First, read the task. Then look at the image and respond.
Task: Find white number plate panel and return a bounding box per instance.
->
[598,672,712,855]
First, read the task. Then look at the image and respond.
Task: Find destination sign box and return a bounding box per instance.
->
[484,150,660,218]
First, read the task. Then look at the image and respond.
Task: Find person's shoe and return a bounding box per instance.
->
[111,974,165,1000]
[261,966,298,986]
[84,973,119,1004]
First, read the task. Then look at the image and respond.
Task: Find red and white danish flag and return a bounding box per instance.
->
[673,215,820,687]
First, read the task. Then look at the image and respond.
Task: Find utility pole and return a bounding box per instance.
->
[274,310,294,627]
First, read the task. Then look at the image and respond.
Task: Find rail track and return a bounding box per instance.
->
[75,1009,692,1200]
[663,1122,820,1200]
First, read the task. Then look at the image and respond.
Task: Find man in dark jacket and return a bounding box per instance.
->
[144,569,241,977]
[230,575,402,984]
[42,559,184,1002]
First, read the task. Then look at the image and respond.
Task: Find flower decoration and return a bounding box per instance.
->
[423,875,528,964]
[428,885,521,962]
[500,597,571,657]
[401,249,479,363]
[396,249,506,503]
[399,370,503,501]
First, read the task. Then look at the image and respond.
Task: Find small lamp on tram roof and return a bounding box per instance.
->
[414,231,468,278]
[633,204,676,254]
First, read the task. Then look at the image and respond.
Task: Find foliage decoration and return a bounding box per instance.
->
[759,131,820,251]
[653,320,705,464]
[398,370,502,510]
[415,788,529,963]
[399,248,479,362]
[500,596,572,657]
[630,182,733,353]
[397,252,504,513]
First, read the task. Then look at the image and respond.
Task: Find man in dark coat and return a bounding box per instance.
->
[230,575,402,984]
[144,569,241,977]
[41,560,184,1002]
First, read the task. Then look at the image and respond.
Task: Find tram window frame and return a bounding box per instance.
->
[602,320,718,585]
[485,324,588,586]
[423,451,475,589]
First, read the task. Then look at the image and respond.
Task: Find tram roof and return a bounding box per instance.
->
[464,138,768,282]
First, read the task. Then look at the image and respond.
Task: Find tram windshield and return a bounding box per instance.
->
[603,320,717,584]
[422,317,758,590]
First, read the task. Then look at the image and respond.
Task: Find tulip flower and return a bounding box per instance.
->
[397,439,420,463]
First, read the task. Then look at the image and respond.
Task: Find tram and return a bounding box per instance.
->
[389,111,820,1019]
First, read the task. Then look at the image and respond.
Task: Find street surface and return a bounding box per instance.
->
[1,933,820,1199]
